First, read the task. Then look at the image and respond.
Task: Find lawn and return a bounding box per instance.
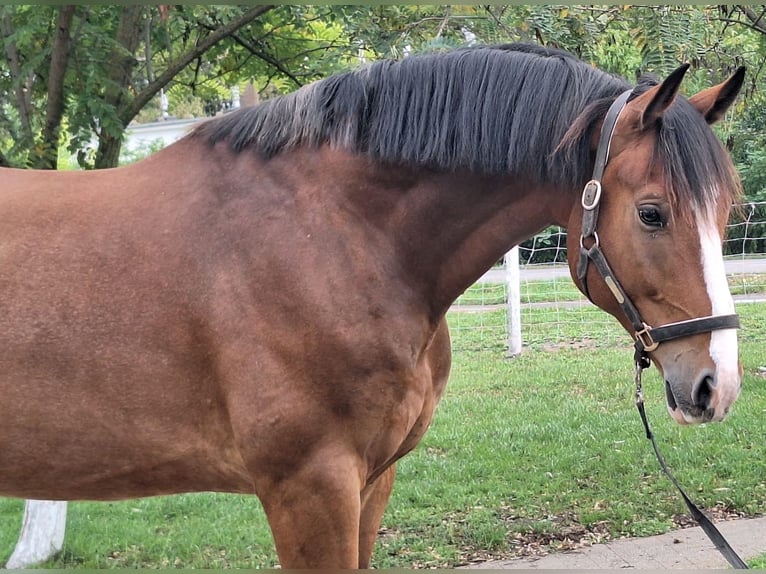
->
[1,297,764,569]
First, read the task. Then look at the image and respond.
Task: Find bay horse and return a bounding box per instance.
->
[0,44,745,568]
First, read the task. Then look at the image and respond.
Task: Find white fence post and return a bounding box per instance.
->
[505,246,522,356]
[5,500,67,569]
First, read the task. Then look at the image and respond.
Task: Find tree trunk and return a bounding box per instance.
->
[93,5,275,169]
[93,5,144,169]
[6,500,68,569]
[0,7,35,158]
[94,133,123,170]
[30,5,76,170]
[739,6,766,34]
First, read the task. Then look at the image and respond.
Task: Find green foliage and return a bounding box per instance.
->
[2,4,766,180]
[630,7,694,75]
[738,148,766,203]
[0,5,366,169]
[0,5,56,166]
[520,228,568,266]
[118,139,165,167]
[732,92,766,203]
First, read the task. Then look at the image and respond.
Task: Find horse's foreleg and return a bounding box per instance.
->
[358,464,396,568]
[257,451,363,569]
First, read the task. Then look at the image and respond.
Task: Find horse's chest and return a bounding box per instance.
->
[363,321,452,471]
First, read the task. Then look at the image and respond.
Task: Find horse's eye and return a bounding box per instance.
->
[638,206,665,228]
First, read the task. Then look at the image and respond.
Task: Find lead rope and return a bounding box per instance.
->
[580,88,747,567]
[633,360,749,569]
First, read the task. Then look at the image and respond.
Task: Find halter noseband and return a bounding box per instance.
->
[575,89,740,368]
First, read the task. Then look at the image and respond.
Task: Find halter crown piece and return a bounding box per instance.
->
[577,90,748,570]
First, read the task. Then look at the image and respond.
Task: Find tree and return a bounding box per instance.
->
[2,4,765,191]
[0,5,369,169]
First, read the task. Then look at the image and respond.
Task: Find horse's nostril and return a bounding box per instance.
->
[692,374,715,410]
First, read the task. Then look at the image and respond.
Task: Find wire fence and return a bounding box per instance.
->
[449,201,766,354]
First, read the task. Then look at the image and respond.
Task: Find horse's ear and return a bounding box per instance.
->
[637,63,690,130]
[688,66,746,124]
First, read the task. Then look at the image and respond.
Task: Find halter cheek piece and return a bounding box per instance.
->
[577,90,748,570]
[575,89,740,368]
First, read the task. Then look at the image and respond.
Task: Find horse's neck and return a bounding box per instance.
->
[395,172,574,317]
[201,144,575,322]
[287,148,574,319]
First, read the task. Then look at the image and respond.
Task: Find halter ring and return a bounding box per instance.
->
[579,231,599,250]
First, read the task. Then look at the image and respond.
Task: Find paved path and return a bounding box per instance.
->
[465,516,766,569]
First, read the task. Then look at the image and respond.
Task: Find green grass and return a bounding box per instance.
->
[729,273,766,296]
[375,314,766,567]
[454,282,508,306]
[2,304,765,569]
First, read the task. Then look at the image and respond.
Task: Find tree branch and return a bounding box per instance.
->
[125,5,275,122]
[192,12,304,88]
[484,5,516,39]
[228,32,303,87]
[717,16,766,36]
[434,6,451,39]
[94,5,147,168]
[740,5,766,34]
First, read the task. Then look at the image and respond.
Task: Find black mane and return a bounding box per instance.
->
[191,43,740,213]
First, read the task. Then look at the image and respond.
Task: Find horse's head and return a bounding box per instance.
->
[566,66,745,425]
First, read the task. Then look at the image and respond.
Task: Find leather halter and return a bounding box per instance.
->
[577,90,748,570]
[575,89,740,368]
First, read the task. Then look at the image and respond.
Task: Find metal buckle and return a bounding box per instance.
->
[635,323,659,352]
[581,180,602,210]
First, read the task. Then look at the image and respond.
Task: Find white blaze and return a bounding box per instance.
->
[698,206,740,413]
